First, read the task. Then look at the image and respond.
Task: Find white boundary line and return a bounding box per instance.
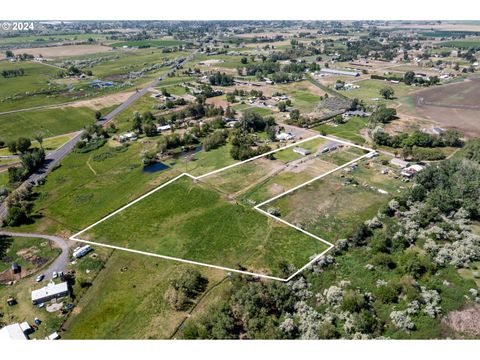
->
[70,134,375,281]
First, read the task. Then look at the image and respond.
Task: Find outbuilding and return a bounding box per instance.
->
[320,68,360,77]
[390,158,410,169]
[293,147,311,156]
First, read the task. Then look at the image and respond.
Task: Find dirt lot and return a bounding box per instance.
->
[403,76,480,137]
[443,305,480,337]
[206,96,229,108]
[69,91,135,111]
[13,44,113,58]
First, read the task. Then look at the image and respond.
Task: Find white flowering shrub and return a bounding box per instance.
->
[324,285,343,307]
[390,310,415,331]
[365,216,383,229]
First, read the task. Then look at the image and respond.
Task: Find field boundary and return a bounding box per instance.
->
[70,134,375,281]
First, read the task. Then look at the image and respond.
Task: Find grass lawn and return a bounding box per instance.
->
[315,117,368,144]
[233,104,274,117]
[0,107,94,142]
[170,143,237,177]
[82,176,328,277]
[0,171,8,188]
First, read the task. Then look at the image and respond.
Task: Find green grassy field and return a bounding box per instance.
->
[0,171,8,188]
[62,250,228,339]
[82,176,328,277]
[276,81,324,112]
[440,39,480,48]
[343,79,416,104]
[315,117,368,144]
[0,106,94,141]
[0,134,72,156]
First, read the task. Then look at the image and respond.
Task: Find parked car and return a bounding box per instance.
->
[36,274,45,282]
[52,271,58,279]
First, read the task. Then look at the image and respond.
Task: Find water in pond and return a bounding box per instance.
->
[143,162,169,173]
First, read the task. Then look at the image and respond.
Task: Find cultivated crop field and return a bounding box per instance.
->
[403,76,480,137]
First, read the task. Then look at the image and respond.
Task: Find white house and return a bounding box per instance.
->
[31,281,69,305]
[0,323,29,340]
[276,132,295,141]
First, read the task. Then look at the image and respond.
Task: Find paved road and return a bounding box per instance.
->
[0,231,70,279]
[0,46,202,222]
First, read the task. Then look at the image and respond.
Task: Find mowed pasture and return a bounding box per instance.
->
[81,176,329,277]
[0,106,94,141]
[403,76,480,137]
[343,79,416,104]
[260,161,403,242]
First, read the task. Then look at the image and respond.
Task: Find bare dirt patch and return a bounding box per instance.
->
[68,91,134,111]
[443,305,480,337]
[404,76,480,138]
[206,96,229,108]
[13,44,113,58]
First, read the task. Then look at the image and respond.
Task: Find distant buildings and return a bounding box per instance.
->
[320,68,360,77]
[31,281,69,305]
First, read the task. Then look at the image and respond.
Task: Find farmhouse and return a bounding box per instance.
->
[320,68,360,77]
[293,146,311,156]
[276,132,295,141]
[31,281,69,305]
[0,323,30,340]
[401,164,425,178]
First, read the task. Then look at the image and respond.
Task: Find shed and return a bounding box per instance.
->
[390,158,410,169]
[293,147,311,156]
